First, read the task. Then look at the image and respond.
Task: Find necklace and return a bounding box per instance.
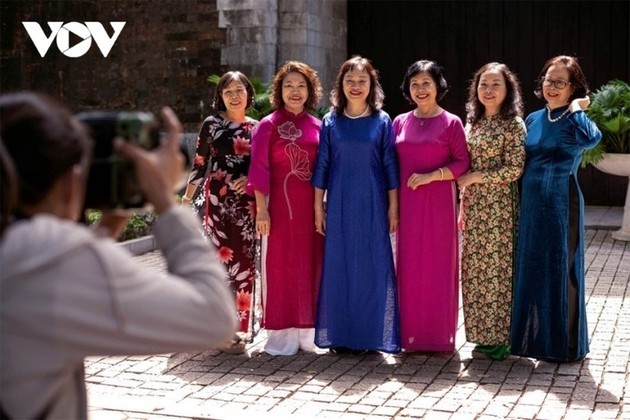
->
[414,107,441,125]
[344,104,370,119]
[546,105,570,123]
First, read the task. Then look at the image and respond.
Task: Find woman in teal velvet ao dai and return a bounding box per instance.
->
[511,56,601,363]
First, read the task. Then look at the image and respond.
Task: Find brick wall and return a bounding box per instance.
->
[1,0,226,131]
[1,0,347,130]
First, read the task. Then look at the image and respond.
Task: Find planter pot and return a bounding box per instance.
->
[118,235,157,255]
[594,153,630,241]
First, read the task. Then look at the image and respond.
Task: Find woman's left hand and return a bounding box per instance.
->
[388,206,399,233]
[231,176,248,194]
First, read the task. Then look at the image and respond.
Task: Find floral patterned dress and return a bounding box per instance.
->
[460,115,526,347]
[187,113,258,334]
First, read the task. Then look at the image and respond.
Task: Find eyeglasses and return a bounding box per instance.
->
[542,78,570,90]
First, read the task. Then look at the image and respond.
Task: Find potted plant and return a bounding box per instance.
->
[581,79,630,240]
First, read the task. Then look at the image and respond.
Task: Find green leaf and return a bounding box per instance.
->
[583,79,630,162]
[207,74,221,85]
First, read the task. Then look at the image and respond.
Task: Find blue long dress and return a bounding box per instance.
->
[312,110,400,353]
[511,106,601,362]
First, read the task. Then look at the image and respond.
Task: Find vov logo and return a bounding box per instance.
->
[22,22,125,58]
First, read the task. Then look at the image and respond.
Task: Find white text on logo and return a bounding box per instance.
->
[22,22,126,58]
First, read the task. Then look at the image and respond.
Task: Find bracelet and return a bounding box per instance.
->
[439,167,444,181]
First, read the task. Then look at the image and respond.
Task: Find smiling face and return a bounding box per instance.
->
[342,68,371,106]
[281,71,309,114]
[221,80,248,114]
[477,69,507,116]
[408,71,438,109]
[543,64,575,109]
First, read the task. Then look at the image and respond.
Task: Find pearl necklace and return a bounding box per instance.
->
[344,105,370,119]
[546,105,570,123]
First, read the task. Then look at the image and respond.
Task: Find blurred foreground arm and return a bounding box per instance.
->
[53,107,236,354]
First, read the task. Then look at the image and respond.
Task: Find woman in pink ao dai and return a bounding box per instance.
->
[393,60,470,352]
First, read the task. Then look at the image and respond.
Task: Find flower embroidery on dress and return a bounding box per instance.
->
[277,121,311,219]
[278,121,302,141]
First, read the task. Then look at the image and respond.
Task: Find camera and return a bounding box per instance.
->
[77,111,159,209]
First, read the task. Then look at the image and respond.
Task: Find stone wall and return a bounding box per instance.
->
[1,0,226,130]
[218,0,347,104]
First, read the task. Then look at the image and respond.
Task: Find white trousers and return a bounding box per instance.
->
[264,328,321,356]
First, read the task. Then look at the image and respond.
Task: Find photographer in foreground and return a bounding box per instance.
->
[0,92,237,419]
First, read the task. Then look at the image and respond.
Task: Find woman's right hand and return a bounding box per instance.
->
[256,208,271,236]
[315,210,326,236]
[407,172,434,190]
[457,171,482,189]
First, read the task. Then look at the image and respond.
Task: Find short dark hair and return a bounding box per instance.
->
[270,61,323,111]
[212,71,255,112]
[400,60,449,104]
[466,62,524,126]
[0,92,92,228]
[534,55,589,100]
[330,55,385,115]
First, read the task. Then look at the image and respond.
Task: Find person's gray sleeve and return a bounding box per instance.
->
[53,206,237,356]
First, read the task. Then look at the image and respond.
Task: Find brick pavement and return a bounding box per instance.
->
[87,228,629,420]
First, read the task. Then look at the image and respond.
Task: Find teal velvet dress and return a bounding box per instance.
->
[511,106,601,362]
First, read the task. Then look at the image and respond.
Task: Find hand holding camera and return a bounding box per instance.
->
[114,106,184,214]
[77,107,185,214]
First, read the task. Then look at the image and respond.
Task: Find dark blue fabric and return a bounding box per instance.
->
[312,110,400,353]
[511,107,601,362]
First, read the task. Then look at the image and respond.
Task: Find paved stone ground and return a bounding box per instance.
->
[87,228,629,420]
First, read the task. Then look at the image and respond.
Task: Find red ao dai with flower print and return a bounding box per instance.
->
[248,108,324,330]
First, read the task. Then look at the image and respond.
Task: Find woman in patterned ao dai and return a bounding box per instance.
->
[457,63,526,360]
[248,61,324,356]
[182,71,257,354]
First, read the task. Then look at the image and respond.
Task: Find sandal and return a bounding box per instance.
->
[218,335,246,355]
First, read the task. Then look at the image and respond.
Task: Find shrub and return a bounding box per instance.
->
[86,209,156,242]
[581,79,630,167]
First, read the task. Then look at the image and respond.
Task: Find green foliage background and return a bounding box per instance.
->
[582,79,630,167]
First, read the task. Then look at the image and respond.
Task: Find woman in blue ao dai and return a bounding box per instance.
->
[511,56,601,363]
[312,56,400,354]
